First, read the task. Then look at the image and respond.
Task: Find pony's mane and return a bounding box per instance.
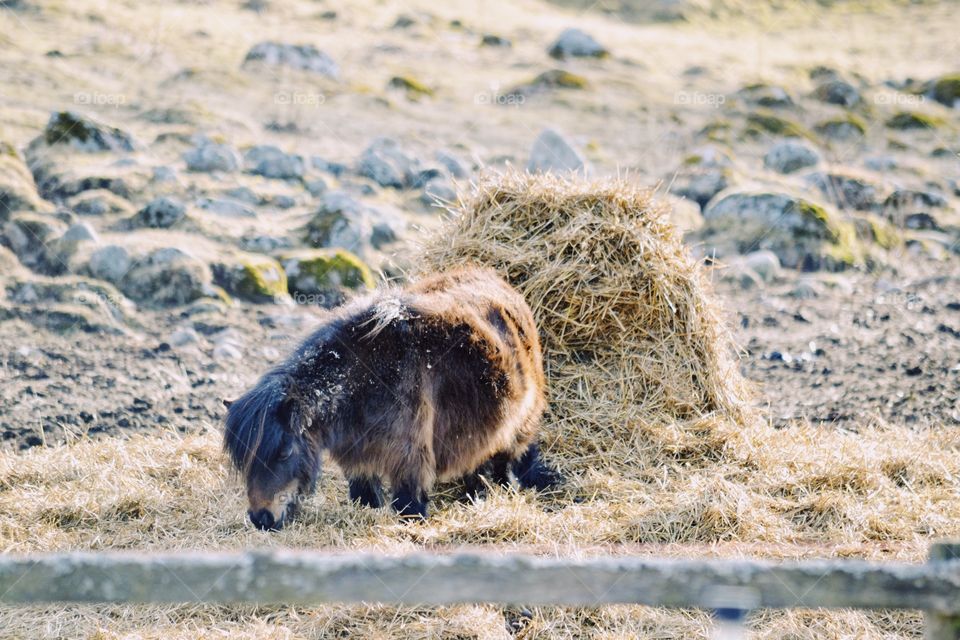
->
[224,369,290,474]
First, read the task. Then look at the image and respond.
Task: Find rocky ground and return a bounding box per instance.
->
[0,0,958,452]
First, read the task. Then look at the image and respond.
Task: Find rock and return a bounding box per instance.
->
[133,196,186,228]
[698,190,860,270]
[37,111,136,153]
[67,189,133,216]
[480,34,511,47]
[88,245,131,283]
[421,177,457,205]
[668,150,734,210]
[886,111,945,130]
[310,157,349,176]
[527,128,589,174]
[883,189,949,227]
[653,193,702,234]
[0,142,51,219]
[548,28,608,60]
[2,276,136,334]
[904,212,940,230]
[28,155,147,201]
[742,250,782,282]
[357,138,421,189]
[720,262,763,290]
[387,75,434,98]
[745,111,812,139]
[305,178,328,198]
[737,84,794,108]
[116,248,212,307]
[763,140,821,174]
[1,213,66,274]
[212,254,287,303]
[813,79,861,107]
[929,74,960,108]
[213,342,243,361]
[61,222,98,244]
[814,115,867,140]
[303,191,371,250]
[196,197,256,219]
[152,166,179,184]
[303,191,404,255]
[242,42,339,79]
[184,140,240,173]
[168,327,200,347]
[790,279,823,299]
[240,234,292,253]
[435,150,469,178]
[804,171,885,211]
[279,248,374,307]
[507,69,589,100]
[243,145,305,180]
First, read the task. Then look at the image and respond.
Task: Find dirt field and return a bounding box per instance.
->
[1,0,959,637]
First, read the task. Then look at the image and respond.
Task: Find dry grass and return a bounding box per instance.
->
[1,173,958,638]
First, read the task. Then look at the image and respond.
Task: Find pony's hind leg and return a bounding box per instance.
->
[349,475,384,508]
[391,482,428,519]
[513,443,562,491]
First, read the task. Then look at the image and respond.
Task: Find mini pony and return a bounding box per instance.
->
[223,267,559,529]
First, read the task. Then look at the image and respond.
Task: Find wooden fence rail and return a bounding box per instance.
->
[1,543,959,637]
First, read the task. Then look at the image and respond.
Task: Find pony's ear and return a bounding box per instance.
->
[222,398,235,409]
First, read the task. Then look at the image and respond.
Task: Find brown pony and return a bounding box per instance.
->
[223,267,559,529]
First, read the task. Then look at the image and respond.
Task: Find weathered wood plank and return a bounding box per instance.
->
[1,551,960,612]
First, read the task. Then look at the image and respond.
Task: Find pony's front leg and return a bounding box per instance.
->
[348,475,384,508]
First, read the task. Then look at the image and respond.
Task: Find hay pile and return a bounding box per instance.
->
[418,172,750,473]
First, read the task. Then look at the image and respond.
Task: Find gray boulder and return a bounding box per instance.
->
[243,145,304,180]
[813,79,861,107]
[243,42,339,79]
[37,111,136,153]
[763,140,821,174]
[698,190,860,270]
[184,140,240,173]
[358,138,421,189]
[133,197,186,228]
[88,245,131,283]
[804,171,885,211]
[548,28,608,59]
[527,128,589,174]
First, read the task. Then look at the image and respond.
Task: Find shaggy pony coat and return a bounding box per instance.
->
[224,267,557,526]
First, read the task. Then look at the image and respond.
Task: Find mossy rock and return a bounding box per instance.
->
[700,190,862,270]
[885,111,946,130]
[745,111,814,140]
[279,248,374,306]
[698,120,732,143]
[737,83,794,108]
[814,114,867,140]
[40,111,136,152]
[852,214,902,250]
[507,70,588,100]
[387,75,435,98]
[930,74,960,108]
[214,255,287,303]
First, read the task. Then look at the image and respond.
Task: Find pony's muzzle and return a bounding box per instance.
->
[249,508,282,531]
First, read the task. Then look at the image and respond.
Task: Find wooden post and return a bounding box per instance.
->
[927,542,960,640]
